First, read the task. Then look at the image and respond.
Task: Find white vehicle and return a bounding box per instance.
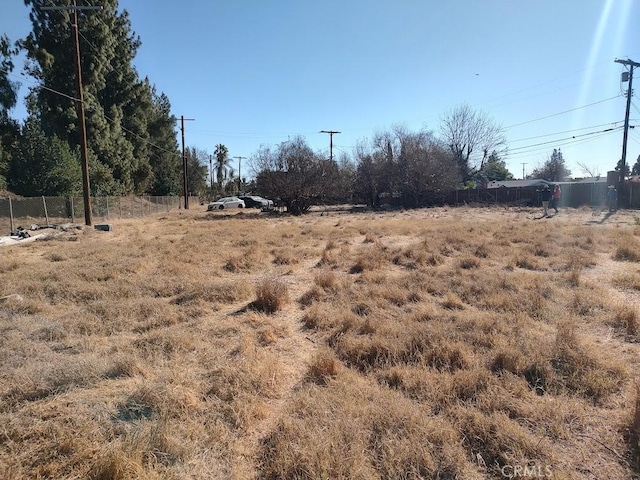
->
[239,195,274,209]
[207,196,245,211]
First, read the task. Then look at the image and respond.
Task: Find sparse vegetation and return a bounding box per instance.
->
[1,205,639,479]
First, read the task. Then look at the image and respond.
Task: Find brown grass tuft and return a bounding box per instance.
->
[314,269,337,290]
[307,349,340,384]
[441,293,465,310]
[458,256,480,269]
[551,320,628,400]
[610,305,639,338]
[271,248,299,265]
[613,273,640,291]
[363,232,378,243]
[474,243,489,258]
[614,242,640,262]
[251,278,289,314]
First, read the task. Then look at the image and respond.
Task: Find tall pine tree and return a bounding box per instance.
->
[20,0,178,195]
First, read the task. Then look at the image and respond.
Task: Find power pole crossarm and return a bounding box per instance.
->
[320,130,341,162]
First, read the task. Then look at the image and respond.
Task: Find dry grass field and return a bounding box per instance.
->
[1,204,640,479]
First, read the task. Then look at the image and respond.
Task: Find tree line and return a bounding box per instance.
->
[1,0,606,212]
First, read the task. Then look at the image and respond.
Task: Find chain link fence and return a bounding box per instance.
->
[0,195,191,234]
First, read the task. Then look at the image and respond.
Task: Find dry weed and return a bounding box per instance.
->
[613,238,640,262]
[610,304,639,338]
[551,320,628,400]
[458,256,480,269]
[613,273,640,291]
[314,269,337,290]
[306,349,340,384]
[251,278,289,314]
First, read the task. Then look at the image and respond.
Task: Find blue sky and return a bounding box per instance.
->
[2,0,639,180]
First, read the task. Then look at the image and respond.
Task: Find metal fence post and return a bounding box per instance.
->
[42,196,50,226]
[70,196,75,224]
[9,197,14,234]
[106,196,110,220]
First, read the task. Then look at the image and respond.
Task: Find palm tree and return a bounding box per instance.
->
[214,144,230,195]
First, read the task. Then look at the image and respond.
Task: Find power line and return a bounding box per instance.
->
[509,121,624,143]
[0,67,82,103]
[508,126,623,153]
[505,129,621,160]
[188,128,319,139]
[1,65,183,162]
[505,95,621,129]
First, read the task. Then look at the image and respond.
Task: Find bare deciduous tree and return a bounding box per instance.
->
[576,161,601,178]
[439,103,505,183]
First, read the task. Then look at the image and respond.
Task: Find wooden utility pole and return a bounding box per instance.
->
[180,115,195,209]
[615,58,639,177]
[42,2,101,226]
[209,154,213,196]
[320,130,341,161]
[234,156,246,193]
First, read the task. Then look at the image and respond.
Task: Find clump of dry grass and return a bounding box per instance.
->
[349,251,383,273]
[271,248,299,265]
[251,278,289,314]
[613,273,640,291]
[474,243,489,258]
[298,285,324,307]
[259,372,474,479]
[363,231,378,243]
[491,348,524,375]
[302,304,342,330]
[306,349,340,384]
[609,304,639,338]
[458,256,480,269]
[451,406,554,477]
[441,293,465,310]
[224,246,266,272]
[613,239,640,262]
[391,244,429,270]
[426,252,443,266]
[314,269,337,290]
[551,320,628,400]
[514,254,543,271]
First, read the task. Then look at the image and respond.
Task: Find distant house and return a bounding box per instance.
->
[570,176,608,185]
[486,179,551,189]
